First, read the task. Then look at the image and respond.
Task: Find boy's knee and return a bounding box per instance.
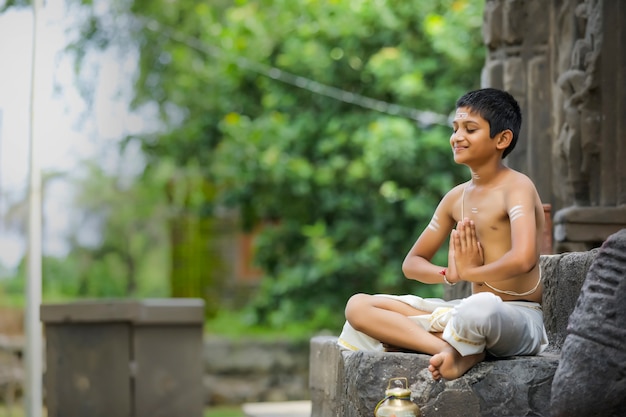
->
[460,292,501,310]
[344,293,372,329]
[455,292,503,328]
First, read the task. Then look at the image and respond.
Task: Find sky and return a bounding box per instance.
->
[0,1,151,270]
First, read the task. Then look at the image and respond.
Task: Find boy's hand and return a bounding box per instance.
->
[452,218,484,279]
[446,230,461,284]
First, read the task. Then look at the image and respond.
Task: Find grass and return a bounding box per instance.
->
[205,406,246,417]
[0,405,29,417]
[0,407,25,417]
[204,308,318,341]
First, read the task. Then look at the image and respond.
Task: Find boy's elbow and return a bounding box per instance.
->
[509,245,538,274]
[401,258,414,279]
[518,255,537,274]
[401,261,410,278]
[402,254,430,281]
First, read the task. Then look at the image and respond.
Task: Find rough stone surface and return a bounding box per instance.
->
[310,337,560,417]
[310,251,599,417]
[308,335,345,417]
[540,250,599,351]
[482,0,626,251]
[551,229,626,416]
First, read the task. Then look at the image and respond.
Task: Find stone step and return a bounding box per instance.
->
[309,250,602,417]
[310,335,560,417]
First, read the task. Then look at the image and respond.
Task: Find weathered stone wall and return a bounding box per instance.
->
[551,229,626,416]
[203,336,310,405]
[482,0,626,252]
[0,335,311,407]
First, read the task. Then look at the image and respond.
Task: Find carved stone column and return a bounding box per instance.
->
[482,0,552,202]
[552,0,626,252]
[481,0,626,253]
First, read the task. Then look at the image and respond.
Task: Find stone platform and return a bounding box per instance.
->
[309,250,599,417]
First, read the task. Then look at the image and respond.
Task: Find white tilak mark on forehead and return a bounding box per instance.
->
[455,111,468,119]
[509,205,524,222]
[427,214,440,231]
[471,208,478,214]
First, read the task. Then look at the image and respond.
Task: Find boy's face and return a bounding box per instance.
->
[450,106,494,166]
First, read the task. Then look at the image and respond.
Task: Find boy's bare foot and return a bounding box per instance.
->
[428,347,486,380]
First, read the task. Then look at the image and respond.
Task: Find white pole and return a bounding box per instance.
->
[25,0,44,415]
[0,109,3,232]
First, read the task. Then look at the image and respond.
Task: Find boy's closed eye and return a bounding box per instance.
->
[452,127,477,134]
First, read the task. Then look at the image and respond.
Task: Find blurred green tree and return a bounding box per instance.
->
[73,0,485,329]
[3,0,485,329]
[65,159,172,298]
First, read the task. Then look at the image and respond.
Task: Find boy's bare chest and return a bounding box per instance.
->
[458,190,511,240]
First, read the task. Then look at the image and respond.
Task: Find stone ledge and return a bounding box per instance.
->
[310,336,560,417]
[553,207,626,251]
[309,250,599,417]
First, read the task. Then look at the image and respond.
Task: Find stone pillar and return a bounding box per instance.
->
[482,0,626,252]
[598,0,626,206]
[481,0,553,202]
[551,0,626,252]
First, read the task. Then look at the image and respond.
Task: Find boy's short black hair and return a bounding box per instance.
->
[455,88,522,159]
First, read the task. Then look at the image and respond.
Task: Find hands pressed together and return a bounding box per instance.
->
[446,218,484,284]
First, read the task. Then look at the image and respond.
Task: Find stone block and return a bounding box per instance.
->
[527,56,553,201]
[525,0,550,46]
[540,250,599,350]
[553,207,626,244]
[503,56,525,98]
[480,59,503,89]
[309,336,346,417]
[310,337,560,417]
[310,250,600,416]
[551,229,626,416]
[502,0,524,45]
[482,0,503,49]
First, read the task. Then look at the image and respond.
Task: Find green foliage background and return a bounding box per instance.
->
[1,0,485,334]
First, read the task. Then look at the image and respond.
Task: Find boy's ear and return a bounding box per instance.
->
[495,129,513,151]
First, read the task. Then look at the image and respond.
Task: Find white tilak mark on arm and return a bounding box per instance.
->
[427,215,440,231]
[509,205,524,222]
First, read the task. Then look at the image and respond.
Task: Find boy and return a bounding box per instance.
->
[338,88,548,381]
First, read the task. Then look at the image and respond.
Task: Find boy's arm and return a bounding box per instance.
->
[402,189,459,284]
[454,179,540,282]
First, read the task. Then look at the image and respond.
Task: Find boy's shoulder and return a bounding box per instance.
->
[504,168,537,188]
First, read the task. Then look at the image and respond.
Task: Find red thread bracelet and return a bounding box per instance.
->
[439,268,456,286]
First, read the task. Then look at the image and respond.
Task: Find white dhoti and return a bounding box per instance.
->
[337,292,548,357]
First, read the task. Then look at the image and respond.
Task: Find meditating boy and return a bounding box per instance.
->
[338,88,548,381]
